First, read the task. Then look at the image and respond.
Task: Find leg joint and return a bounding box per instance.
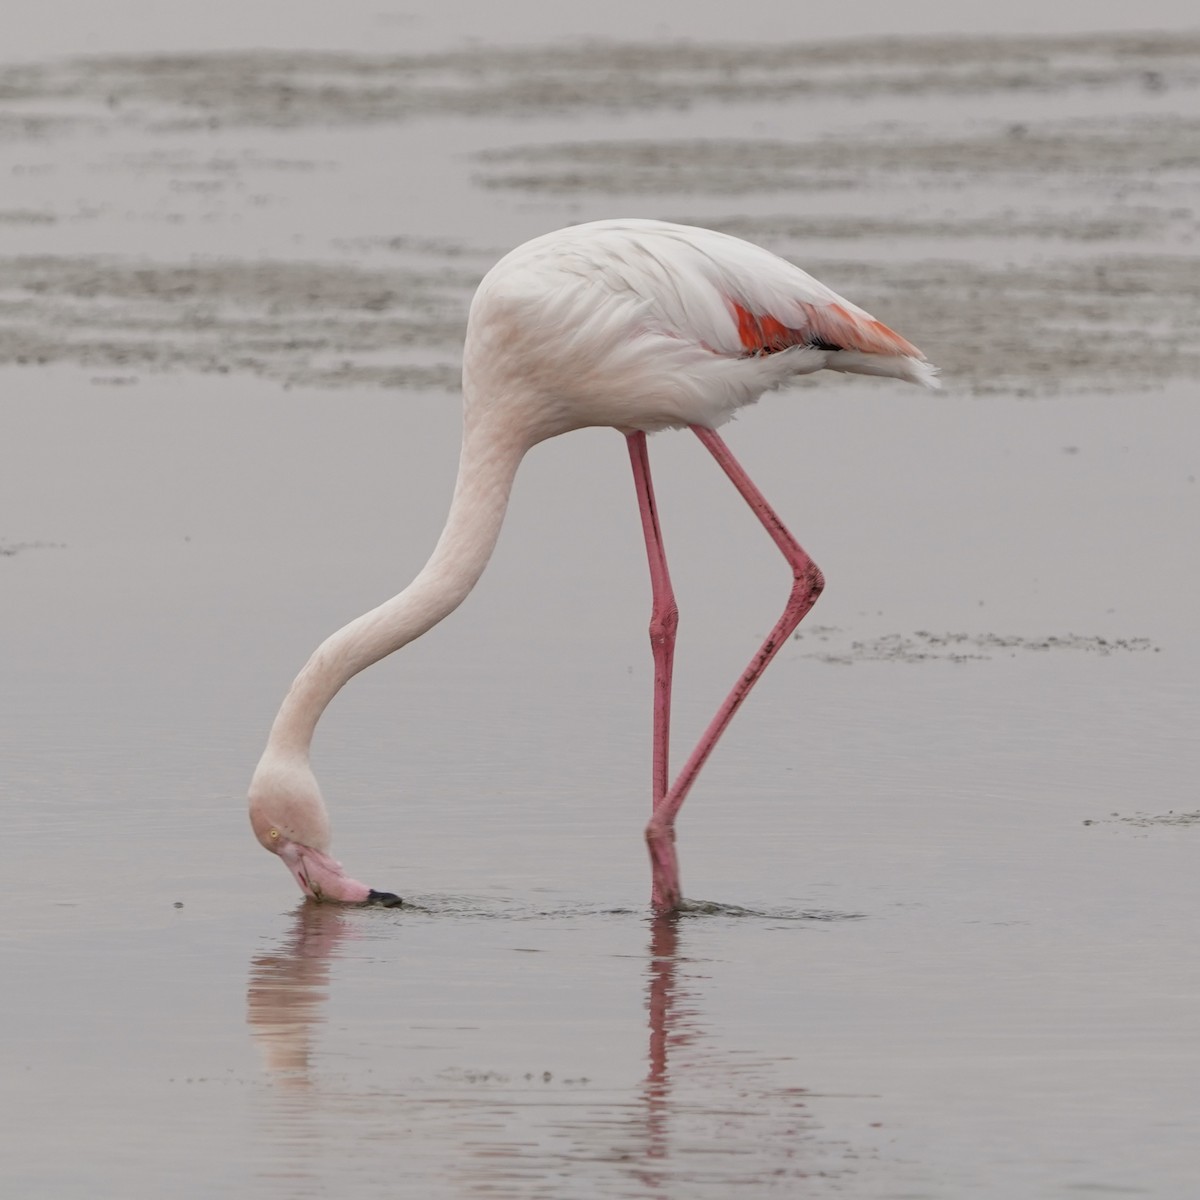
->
[644,814,675,846]
[792,559,825,599]
[648,602,679,646]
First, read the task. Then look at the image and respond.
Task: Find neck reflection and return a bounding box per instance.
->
[246,902,351,1086]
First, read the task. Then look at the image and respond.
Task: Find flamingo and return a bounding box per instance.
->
[248,218,939,912]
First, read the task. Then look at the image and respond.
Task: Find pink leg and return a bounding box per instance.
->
[627,432,680,809]
[646,427,825,912]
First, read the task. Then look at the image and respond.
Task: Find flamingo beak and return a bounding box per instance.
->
[276,840,399,906]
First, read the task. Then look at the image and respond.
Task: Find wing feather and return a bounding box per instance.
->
[521,219,929,361]
[473,218,938,405]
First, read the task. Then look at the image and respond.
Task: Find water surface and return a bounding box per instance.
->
[2,4,1199,1196]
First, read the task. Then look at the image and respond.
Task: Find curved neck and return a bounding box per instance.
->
[265,416,529,761]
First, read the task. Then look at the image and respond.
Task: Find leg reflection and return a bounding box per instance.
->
[641,913,699,1181]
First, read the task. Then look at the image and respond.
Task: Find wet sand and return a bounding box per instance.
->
[2,7,1199,1198]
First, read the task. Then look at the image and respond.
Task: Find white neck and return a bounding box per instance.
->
[263,414,529,762]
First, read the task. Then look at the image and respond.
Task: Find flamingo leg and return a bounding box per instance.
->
[646,426,824,912]
[626,432,680,810]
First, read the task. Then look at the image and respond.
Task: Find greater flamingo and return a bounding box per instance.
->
[248,218,939,912]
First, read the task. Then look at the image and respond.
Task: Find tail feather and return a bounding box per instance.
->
[826,349,941,389]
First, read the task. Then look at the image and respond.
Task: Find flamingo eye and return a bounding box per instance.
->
[269,829,280,840]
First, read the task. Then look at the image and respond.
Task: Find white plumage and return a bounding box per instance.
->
[464,218,938,436]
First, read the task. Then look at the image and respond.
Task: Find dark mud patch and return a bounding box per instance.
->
[1,32,1196,133]
[475,118,1200,194]
[334,232,507,264]
[0,539,65,557]
[1084,810,1200,829]
[798,629,1159,664]
[0,256,469,389]
[0,208,57,225]
[0,112,101,142]
[705,210,1177,245]
[83,146,338,198]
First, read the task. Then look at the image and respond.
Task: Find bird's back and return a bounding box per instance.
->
[463,219,937,439]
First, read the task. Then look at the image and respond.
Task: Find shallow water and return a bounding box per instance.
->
[3,3,1200,1196]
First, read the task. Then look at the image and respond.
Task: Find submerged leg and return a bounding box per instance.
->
[627,431,680,809]
[646,426,824,912]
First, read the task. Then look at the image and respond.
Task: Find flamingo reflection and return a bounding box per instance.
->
[246,908,821,1194]
[246,903,351,1085]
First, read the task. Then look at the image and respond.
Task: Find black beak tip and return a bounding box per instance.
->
[366,889,404,908]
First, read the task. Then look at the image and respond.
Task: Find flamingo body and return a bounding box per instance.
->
[464,219,936,441]
[248,219,938,909]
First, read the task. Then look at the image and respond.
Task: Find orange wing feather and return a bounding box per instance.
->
[732,300,924,360]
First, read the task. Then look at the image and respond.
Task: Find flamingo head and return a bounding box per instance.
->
[248,760,401,907]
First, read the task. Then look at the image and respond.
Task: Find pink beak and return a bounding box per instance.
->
[278,841,374,904]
